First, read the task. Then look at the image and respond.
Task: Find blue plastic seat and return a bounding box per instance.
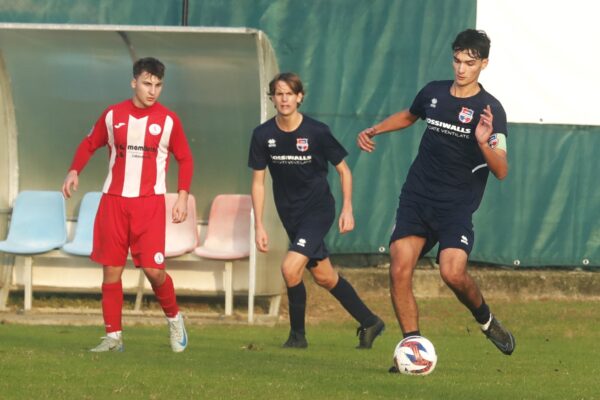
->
[0,191,67,254]
[62,192,102,256]
[0,191,67,310]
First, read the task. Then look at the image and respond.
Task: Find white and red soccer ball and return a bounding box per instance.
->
[393,336,438,376]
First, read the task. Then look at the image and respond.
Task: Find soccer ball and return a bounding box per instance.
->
[393,336,437,376]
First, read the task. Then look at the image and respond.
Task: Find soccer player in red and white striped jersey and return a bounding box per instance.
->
[62,57,193,353]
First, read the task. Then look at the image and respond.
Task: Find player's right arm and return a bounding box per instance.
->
[357,109,419,152]
[62,170,79,199]
[62,109,110,198]
[251,169,269,253]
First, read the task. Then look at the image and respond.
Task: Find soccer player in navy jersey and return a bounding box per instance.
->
[62,57,193,353]
[356,29,515,368]
[249,73,384,349]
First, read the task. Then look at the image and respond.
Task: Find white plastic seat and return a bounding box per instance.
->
[62,192,102,256]
[165,193,199,257]
[0,191,67,310]
[194,194,252,317]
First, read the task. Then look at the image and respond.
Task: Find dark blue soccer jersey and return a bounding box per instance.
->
[248,115,348,227]
[402,80,508,212]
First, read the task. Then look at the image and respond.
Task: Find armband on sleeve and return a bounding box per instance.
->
[487,133,507,152]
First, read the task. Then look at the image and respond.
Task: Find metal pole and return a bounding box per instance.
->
[181,0,189,26]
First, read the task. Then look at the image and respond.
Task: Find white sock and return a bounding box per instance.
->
[480,314,493,331]
[107,331,122,340]
[167,312,181,322]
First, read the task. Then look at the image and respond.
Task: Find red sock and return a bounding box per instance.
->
[152,273,179,318]
[101,281,123,333]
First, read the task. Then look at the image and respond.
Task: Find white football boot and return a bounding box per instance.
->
[167,312,188,353]
[90,336,124,352]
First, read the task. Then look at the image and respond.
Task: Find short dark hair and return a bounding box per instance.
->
[268,72,305,97]
[133,57,165,79]
[452,29,491,60]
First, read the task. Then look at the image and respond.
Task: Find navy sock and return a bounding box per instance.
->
[471,300,491,325]
[403,330,421,338]
[330,276,377,327]
[287,282,306,335]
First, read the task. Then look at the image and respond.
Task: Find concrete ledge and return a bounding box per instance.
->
[0,307,278,327]
[2,266,600,327]
[339,266,600,300]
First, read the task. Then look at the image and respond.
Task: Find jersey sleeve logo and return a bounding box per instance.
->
[296,138,309,152]
[458,107,474,123]
[149,123,162,135]
[487,133,507,152]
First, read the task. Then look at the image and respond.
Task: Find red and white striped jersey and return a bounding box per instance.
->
[69,99,194,197]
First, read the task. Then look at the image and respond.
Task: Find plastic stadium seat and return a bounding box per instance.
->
[0,191,67,310]
[194,194,252,316]
[165,193,199,257]
[62,192,102,256]
[133,193,199,310]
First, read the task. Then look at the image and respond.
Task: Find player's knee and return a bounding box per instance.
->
[313,273,336,289]
[439,267,465,288]
[389,261,413,283]
[281,267,302,287]
[102,266,124,284]
[144,268,166,287]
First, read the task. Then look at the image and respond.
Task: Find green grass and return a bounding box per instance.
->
[1,299,599,399]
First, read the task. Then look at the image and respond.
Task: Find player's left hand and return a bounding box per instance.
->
[475,105,494,145]
[172,192,189,223]
[338,208,355,234]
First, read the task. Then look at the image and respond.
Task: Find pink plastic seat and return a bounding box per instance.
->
[194,194,252,315]
[165,193,199,257]
[134,193,199,311]
[194,194,251,260]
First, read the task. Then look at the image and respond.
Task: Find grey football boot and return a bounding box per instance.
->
[482,314,515,355]
[90,336,124,352]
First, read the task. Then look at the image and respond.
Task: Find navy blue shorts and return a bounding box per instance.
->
[389,198,474,260]
[284,206,335,268]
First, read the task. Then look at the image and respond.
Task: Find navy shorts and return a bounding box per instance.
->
[284,205,335,268]
[389,198,474,260]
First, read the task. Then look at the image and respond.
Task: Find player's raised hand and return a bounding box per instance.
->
[255,225,269,252]
[62,170,79,199]
[357,127,377,152]
[475,105,494,145]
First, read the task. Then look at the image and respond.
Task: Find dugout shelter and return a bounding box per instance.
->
[0,23,285,319]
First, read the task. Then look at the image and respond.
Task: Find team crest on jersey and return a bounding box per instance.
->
[488,133,499,149]
[296,138,309,152]
[458,107,474,123]
[148,123,162,135]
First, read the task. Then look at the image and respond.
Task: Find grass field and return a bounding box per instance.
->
[1,298,599,399]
